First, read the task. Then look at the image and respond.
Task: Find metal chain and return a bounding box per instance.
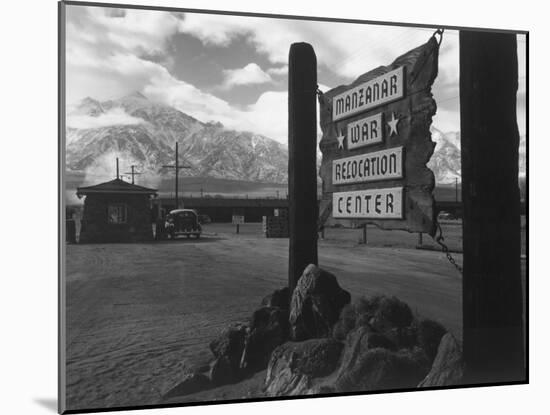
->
[434,221,463,275]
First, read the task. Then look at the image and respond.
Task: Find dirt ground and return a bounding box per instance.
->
[64,222,498,410]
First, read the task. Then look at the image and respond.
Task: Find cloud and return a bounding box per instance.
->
[67,107,146,129]
[178,13,447,81]
[220,63,273,90]
[86,7,182,54]
[143,66,288,142]
[267,66,288,76]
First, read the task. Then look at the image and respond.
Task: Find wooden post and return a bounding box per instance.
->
[460,31,525,383]
[236,224,240,234]
[288,42,318,294]
[175,142,179,209]
[418,232,423,247]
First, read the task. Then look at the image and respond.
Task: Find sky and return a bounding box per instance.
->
[65,5,527,144]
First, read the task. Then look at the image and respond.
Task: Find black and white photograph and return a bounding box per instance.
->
[56,0,530,413]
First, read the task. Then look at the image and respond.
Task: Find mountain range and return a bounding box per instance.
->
[66,92,526,186]
[66,92,288,184]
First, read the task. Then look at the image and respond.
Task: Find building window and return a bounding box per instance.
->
[108,204,127,224]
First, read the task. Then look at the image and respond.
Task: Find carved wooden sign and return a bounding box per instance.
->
[319,36,440,236]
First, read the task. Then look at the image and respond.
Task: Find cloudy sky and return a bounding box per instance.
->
[65,4,527,144]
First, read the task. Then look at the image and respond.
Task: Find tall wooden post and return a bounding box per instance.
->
[460,31,525,383]
[288,43,318,293]
[175,142,179,209]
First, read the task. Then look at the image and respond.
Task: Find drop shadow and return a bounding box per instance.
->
[34,398,57,413]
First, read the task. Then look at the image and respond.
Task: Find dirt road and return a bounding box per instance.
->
[65,225,463,410]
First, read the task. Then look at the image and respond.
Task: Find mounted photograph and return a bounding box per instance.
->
[59,1,528,413]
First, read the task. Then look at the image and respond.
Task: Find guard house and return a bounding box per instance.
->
[76,178,157,243]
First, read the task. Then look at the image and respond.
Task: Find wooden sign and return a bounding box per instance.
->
[333,146,403,185]
[333,187,403,219]
[332,67,404,121]
[319,36,440,236]
[346,113,384,150]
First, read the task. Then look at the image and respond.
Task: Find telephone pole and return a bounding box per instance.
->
[116,157,120,179]
[162,142,191,209]
[124,165,142,184]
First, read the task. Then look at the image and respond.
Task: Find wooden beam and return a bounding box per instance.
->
[460,31,525,383]
[288,42,318,293]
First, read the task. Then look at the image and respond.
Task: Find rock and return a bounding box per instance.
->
[163,372,211,399]
[265,338,344,396]
[209,357,241,386]
[384,326,418,350]
[337,327,391,374]
[335,346,430,392]
[369,296,414,332]
[332,303,356,340]
[365,331,397,350]
[261,287,290,310]
[209,323,247,372]
[289,264,351,341]
[240,306,289,372]
[416,319,447,362]
[306,384,337,395]
[418,333,464,387]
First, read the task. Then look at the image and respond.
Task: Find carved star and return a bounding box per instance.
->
[387,112,400,137]
[336,131,346,149]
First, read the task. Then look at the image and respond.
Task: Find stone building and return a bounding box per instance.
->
[76,178,157,243]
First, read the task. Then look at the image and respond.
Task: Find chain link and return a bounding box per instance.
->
[434,221,463,275]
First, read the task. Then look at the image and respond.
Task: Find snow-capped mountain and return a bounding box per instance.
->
[428,127,462,184]
[66,92,288,184]
[428,127,526,184]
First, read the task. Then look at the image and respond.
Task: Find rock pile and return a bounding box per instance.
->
[163,264,463,400]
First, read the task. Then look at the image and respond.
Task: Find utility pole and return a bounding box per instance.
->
[124,165,142,185]
[162,142,191,209]
[116,157,120,179]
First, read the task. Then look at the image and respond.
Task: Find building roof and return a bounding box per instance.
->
[76,178,157,198]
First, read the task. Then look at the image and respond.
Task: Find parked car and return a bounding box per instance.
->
[165,209,202,239]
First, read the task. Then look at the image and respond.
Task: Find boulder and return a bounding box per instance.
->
[337,327,394,374]
[334,346,430,392]
[261,287,290,310]
[332,296,415,342]
[209,323,247,372]
[163,372,211,399]
[240,306,289,372]
[209,356,239,386]
[418,333,464,387]
[289,264,351,341]
[265,338,344,396]
[332,303,356,341]
[369,296,414,332]
[416,319,447,363]
[384,326,418,350]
